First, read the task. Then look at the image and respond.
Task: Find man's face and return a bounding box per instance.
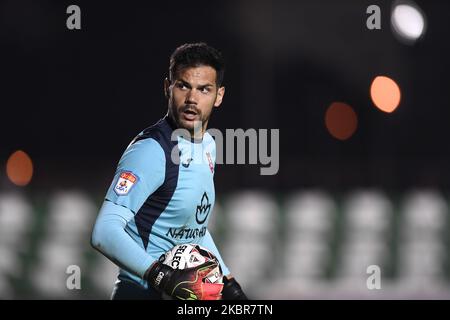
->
[165,65,225,137]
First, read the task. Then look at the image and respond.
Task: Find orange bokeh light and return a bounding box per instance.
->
[6,150,33,186]
[370,76,401,113]
[325,102,358,141]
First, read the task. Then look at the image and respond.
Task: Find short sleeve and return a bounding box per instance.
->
[105,138,166,213]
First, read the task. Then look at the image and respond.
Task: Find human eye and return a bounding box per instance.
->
[176,82,188,90]
[200,87,211,94]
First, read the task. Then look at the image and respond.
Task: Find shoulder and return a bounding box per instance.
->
[125,137,165,160]
[132,117,176,153]
[118,133,167,174]
[117,117,178,173]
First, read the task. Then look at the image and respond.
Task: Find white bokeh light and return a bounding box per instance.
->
[391,1,426,43]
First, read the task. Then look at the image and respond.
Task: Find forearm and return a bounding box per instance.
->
[91,200,155,278]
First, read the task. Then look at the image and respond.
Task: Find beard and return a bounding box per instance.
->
[170,103,211,135]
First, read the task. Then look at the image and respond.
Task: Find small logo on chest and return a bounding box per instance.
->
[181,157,193,168]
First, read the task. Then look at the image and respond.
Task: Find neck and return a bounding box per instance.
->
[165,113,207,143]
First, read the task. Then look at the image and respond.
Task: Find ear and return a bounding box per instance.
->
[164,78,171,99]
[214,86,225,107]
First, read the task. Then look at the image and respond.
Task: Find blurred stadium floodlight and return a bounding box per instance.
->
[391,0,427,45]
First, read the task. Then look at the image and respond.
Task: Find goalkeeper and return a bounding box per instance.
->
[91,43,247,300]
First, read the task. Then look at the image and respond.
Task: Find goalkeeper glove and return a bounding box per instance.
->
[221,277,248,300]
[146,260,223,300]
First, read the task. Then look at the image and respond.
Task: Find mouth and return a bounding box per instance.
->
[181,109,198,121]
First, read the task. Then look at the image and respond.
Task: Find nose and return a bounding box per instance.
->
[185,88,198,105]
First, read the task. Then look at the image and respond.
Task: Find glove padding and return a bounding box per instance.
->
[221,277,248,300]
[146,260,223,300]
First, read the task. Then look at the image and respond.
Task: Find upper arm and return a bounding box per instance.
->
[105,138,166,213]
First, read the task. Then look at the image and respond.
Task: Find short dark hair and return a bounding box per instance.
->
[169,42,225,86]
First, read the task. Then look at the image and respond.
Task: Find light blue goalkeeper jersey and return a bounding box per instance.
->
[91,115,230,288]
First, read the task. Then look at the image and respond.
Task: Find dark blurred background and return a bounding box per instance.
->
[1,0,450,299]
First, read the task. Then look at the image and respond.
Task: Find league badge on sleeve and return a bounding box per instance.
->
[114,171,138,196]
